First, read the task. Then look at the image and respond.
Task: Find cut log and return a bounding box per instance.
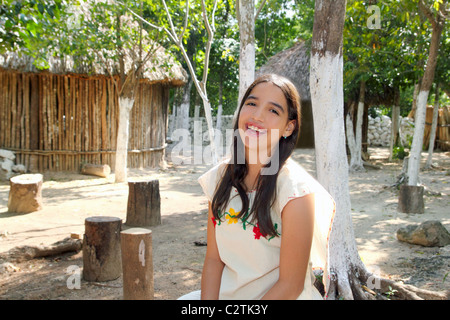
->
[121,228,153,300]
[398,185,425,214]
[82,216,122,282]
[81,163,111,178]
[126,179,161,227]
[8,174,43,213]
[0,237,82,263]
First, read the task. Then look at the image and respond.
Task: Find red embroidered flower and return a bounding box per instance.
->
[253,224,263,240]
[211,217,217,228]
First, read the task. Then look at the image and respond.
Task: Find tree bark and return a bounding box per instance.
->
[82,216,122,282]
[398,185,425,214]
[126,179,161,227]
[236,0,255,104]
[121,228,153,300]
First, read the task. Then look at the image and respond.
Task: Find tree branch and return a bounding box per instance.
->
[178,0,190,44]
[200,0,218,87]
[255,0,267,20]
[162,0,180,44]
[419,0,437,28]
[119,1,177,44]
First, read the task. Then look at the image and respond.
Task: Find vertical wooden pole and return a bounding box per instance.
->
[121,228,153,300]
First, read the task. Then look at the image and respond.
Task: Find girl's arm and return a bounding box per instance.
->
[200,201,225,300]
[261,193,315,300]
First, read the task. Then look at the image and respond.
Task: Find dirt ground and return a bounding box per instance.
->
[0,147,449,300]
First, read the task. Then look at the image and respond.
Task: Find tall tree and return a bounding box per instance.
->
[407,0,447,186]
[310,0,360,300]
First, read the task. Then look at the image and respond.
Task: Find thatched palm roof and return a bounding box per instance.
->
[0,43,187,87]
[256,41,311,101]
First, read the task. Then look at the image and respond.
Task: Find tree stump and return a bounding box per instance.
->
[81,164,111,178]
[121,228,153,300]
[126,179,161,227]
[8,174,43,213]
[82,216,122,282]
[398,185,424,213]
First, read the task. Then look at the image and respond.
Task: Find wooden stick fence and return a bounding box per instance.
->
[0,69,170,172]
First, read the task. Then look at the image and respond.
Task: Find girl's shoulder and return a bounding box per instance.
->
[274,158,332,216]
[277,158,316,189]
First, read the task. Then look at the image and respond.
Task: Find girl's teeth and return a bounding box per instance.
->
[249,125,264,132]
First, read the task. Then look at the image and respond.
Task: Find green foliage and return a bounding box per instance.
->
[343,0,431,102]
[392,145,409,160]
[255,0,313,68]
[0,0,67,68]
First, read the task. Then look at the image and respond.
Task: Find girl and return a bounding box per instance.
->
[179,74,335,300]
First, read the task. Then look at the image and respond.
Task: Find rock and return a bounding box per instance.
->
[0,149,15,161]
[397,220,450,247]
[12,164,27,173]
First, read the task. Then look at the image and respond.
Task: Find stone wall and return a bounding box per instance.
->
[367,115,415,147]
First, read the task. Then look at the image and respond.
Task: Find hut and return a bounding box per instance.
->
[256,41,314,148]
[0,47,187,173]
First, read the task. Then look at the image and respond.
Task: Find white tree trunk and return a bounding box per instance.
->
[202,97,218,164]
[347,100,365,172]
[234,0,255,122]
[310,52,364,300]
[216,103,223,131]
[194,104,200,121]
[425,87,440,169]
[115,97,134,183]
[407,2,444,186]
[407,90,429,186]
[216,80,223,131]
[177,79,192,131]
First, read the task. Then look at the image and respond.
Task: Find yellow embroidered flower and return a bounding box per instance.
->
[227,208,240,224]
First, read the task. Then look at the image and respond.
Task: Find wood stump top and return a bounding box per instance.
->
[85,216,122,223]
[10,174,43,184]
[122,227,152,235]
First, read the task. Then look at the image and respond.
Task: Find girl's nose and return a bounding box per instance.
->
[251,106,264,122]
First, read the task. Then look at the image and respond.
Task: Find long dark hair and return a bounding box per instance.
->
[211,74,301,237]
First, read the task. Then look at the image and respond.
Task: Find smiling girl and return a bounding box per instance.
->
[179,74,335,300]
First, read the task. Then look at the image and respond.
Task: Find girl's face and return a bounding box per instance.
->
[237,82,296,163]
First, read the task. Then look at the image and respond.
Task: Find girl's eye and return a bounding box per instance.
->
[246,102,256,107]
[270,109,279,115]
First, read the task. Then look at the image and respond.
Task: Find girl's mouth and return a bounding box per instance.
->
[245,123,267,137]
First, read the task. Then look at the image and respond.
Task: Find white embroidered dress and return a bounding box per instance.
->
[197,158,335,300]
